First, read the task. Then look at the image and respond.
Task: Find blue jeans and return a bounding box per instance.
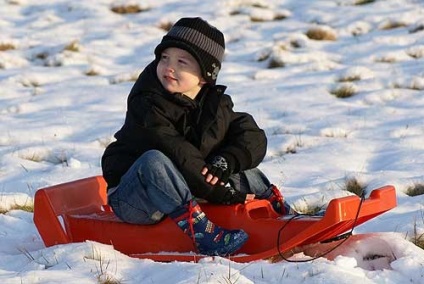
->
[108,150,273,225]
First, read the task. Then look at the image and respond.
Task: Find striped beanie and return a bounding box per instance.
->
[155,17,225,85]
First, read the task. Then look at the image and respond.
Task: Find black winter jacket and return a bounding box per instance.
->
[101,61,267,203]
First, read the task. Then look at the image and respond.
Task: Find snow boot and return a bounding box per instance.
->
[169,200,248,256]
[267,185,297,215]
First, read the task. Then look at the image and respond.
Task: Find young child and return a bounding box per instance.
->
[102,17,289,256]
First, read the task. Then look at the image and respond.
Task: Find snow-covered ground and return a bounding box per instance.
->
[1,0,424,283]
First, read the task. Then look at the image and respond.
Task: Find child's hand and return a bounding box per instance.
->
[201,166,225,185]
[204,184,246,205]
[221,186,246,205]
[202,155,234,185]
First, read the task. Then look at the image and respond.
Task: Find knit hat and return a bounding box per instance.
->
[155,17,225,85]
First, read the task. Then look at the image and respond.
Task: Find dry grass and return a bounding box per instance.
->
[410,211,424,250]
[34,51,49,60]
[412,232,424,250]
[110,4,149,14]
[19,151,44,163]
[274,12,289,21]
[64,40,80,52]
[0,203,34,214]
[300,205,325,215]
[408,82,424,91]
[229,10,242,16]
[266,44,289,68]
[109,71,140,84]
[285,133,304,154]
[268,57,285,68]
[0,42,16,51]
[97,275,122,284]
[285,145,297,154]
[85,68,100,76]
[354,0,376,5]
[306,26,337,41]
[406,46,424,59]
[158,20,174,32]
[251,2,269,9]
[250,11,288,22]
[230,1,270,12]
[374,55,397,63]
[409,24,424,34]
[256,49,271,62]
[336,74,362,83]
[379,20,408,30]
[250,16,268,22]
[392,78,424,91]
[405,183,424,197]
[329,83,357,98]
[21,79,41,88]
[344,177,366,197]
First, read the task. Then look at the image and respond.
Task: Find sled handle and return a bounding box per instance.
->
[243,199,280,219]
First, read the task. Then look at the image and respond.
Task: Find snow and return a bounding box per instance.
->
[1,0,424,283]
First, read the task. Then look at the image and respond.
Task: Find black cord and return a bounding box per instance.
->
[276,193,366,262]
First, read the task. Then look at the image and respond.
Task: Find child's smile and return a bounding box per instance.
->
[156,47,205,99]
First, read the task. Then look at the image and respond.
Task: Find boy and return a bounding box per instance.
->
[102,17,287,256]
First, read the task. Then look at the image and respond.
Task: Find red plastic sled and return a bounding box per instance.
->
[33,176,396,263]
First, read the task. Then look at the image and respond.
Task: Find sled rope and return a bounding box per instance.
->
[276,192,366,262]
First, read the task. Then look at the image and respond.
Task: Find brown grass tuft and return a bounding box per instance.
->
[0,42,16,51]
[64,40,80,52]
[410,211,424,250]
[158,21,174,32]
[300,205,325,215]
[268,57,285,68]
[0,203,34,214]
[406,183,424,197]
[412,232,424,250]
[250,10,288,22]
[274,12,289,21]
[329,83,357,98]
[374,55,397,63]
[409,24,424,34]
[306,26,337,41]
[251,3,269,8]
[379,20,408,30]
[85,68,100,76]
[354,0,376,5]
[406,46,424,59]
[111,4,149,14]
[337,74,361,83]
[344,177,366,197]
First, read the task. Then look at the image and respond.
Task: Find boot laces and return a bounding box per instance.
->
[269,185,285,214]
[187,200,199,252]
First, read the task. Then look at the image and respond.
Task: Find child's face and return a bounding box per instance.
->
[156,47,205,99]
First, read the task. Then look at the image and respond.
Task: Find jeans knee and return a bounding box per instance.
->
[137,150,170,170]
[142,150,167,162]
[135,150,182,184]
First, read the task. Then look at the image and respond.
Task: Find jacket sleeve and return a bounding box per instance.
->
[122,95,228,202]
[213,95,267,172]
